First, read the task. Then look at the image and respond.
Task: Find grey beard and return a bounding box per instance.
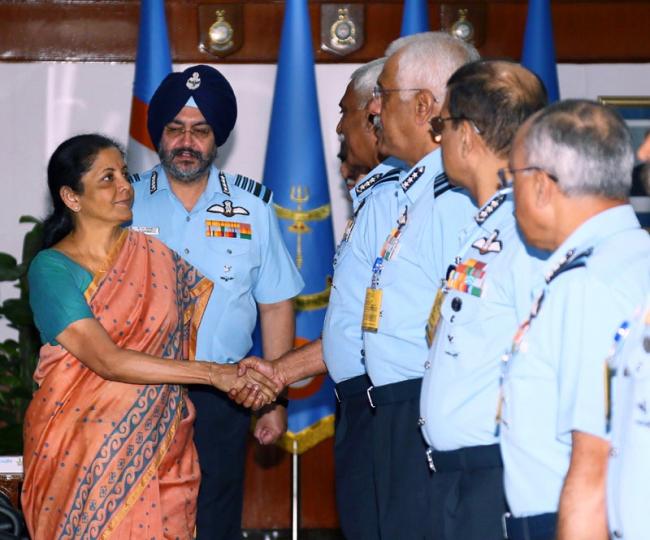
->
[159,146,217,184]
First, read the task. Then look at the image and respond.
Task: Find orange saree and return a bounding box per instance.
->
[22,230,212,540]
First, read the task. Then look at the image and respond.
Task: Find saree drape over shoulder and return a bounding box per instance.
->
[22,231,212,540]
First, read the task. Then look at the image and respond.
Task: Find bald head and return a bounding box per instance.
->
[446,60,548,157]
[521,99,634,199]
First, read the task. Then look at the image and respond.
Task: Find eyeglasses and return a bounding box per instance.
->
[163,125,212,140]
[372,85,437,102]
[429,115,480,138]
[497,166,559,189]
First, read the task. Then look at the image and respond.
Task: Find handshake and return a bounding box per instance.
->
[214,356,288,411]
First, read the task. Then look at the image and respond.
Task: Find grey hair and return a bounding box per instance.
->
[523,99,634,199]
[385,32,480,103]
[350,58,386,109]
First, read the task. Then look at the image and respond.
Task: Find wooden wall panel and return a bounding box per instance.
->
[242,435,338,529]
[1,1,650,63]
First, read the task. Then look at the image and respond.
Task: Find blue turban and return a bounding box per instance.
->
[147,65,238,149]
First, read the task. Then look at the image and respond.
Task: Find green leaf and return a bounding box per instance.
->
[0,253,20,281]
[22,223,44,264]
[0,424,23,454]
[0,298,34,327]
[19,215,41,225]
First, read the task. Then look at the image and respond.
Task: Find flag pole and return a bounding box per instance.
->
[292,440,299,540]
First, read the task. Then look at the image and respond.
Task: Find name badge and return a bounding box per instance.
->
[362,288,383,332]
[425,288,446,348]
[131,226,160,236]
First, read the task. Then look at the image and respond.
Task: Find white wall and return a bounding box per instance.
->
[1,62,650,338]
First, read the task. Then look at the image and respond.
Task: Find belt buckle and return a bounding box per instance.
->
[334,387,341,403]
[501,512,511,539]
[425,447,436,472]
[366,385,375,408]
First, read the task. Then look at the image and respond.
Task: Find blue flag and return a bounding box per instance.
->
[401,0,430,36]
[521,0,560,102]
[127,0,172,172]
[262,0,336,455]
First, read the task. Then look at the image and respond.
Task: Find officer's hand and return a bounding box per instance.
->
[254,405,288,445]
[237,356,287,391]
[210,363,277,409]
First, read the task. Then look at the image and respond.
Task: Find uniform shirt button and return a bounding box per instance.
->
[184,248,190,255]
[186,216,191,222]
[424,361,431,369]
[451,297,462,312]
[610,446,619,458]
[613,531,623,538]
[227,249,233,255]
[417,417,425,426]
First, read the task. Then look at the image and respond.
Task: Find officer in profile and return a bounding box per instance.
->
[500,99,650,540]
[129,64,304,540]
[606,294,650,540]
[233,57,406,540]
[358,32,478,539]
[419,60,548,540]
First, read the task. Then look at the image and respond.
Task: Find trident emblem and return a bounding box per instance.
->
[274,184,331,269]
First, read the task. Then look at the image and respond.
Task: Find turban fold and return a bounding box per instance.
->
[147,64,238,149]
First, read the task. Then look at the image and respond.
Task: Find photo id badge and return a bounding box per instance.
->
[362,288,383,332]
[425,288,446,348]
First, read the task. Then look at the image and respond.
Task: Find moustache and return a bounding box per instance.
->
[170,147,203,160]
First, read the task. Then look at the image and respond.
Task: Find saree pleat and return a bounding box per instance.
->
[22,231,213,540]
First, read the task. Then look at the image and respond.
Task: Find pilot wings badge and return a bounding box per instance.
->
[207,200,250,217]
[472,229,502,255]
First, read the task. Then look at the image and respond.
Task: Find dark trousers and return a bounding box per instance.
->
[503,512,557,540]
[189,384,251,540]
[426,444,507,540]
[370,378,431,540]
[334,375,380,540]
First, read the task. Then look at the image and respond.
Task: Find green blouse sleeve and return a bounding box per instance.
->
[28,250,94,345]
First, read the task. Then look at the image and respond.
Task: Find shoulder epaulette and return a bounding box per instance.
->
[234,174,272,204]
[128,173,141,184]
[433,172,453,199]
[401,166,425,192]
[371,168,402,190]
[546,247,594,284]
[355,172,383,196]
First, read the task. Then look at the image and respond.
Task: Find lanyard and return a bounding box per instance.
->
[494,245,594,436]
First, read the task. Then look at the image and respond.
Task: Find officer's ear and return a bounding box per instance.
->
[532,169,555,208]
[415,90,436,126]
[60,186,81,213]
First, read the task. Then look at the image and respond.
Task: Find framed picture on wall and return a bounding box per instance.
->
[598,95,650,228]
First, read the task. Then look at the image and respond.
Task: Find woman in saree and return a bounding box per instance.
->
[22,134,277,539]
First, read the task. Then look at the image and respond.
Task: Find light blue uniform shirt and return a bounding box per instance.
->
[500,205,650,517]
[361,149,476,387]
[420,192,547,451]
[322,158,406,383]
[607,296,650,540]
[130,164,304,363]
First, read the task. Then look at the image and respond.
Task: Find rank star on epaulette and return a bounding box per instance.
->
[475,194,506,225]
[401,166,425,192]
[355,173,382,195]
[207,199,250,217]
[219,171,231,196]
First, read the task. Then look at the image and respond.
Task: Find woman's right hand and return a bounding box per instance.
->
[208,363,279,410]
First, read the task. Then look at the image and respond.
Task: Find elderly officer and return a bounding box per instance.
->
[234,57,406,540]
[129,64,304,540]
[357,32,478,539]
[499,99,650,540]
[607,296,650,540]
[419,60,548,540]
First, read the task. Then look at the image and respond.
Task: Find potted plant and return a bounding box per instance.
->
[0,216,43,455]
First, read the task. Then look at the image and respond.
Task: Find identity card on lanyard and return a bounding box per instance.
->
[362,207,408,332]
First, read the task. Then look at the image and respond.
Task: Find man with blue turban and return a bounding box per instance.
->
[130,64,304,540]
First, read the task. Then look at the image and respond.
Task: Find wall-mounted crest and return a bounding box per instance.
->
[198,4,243,58]
[321,4,364,57]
